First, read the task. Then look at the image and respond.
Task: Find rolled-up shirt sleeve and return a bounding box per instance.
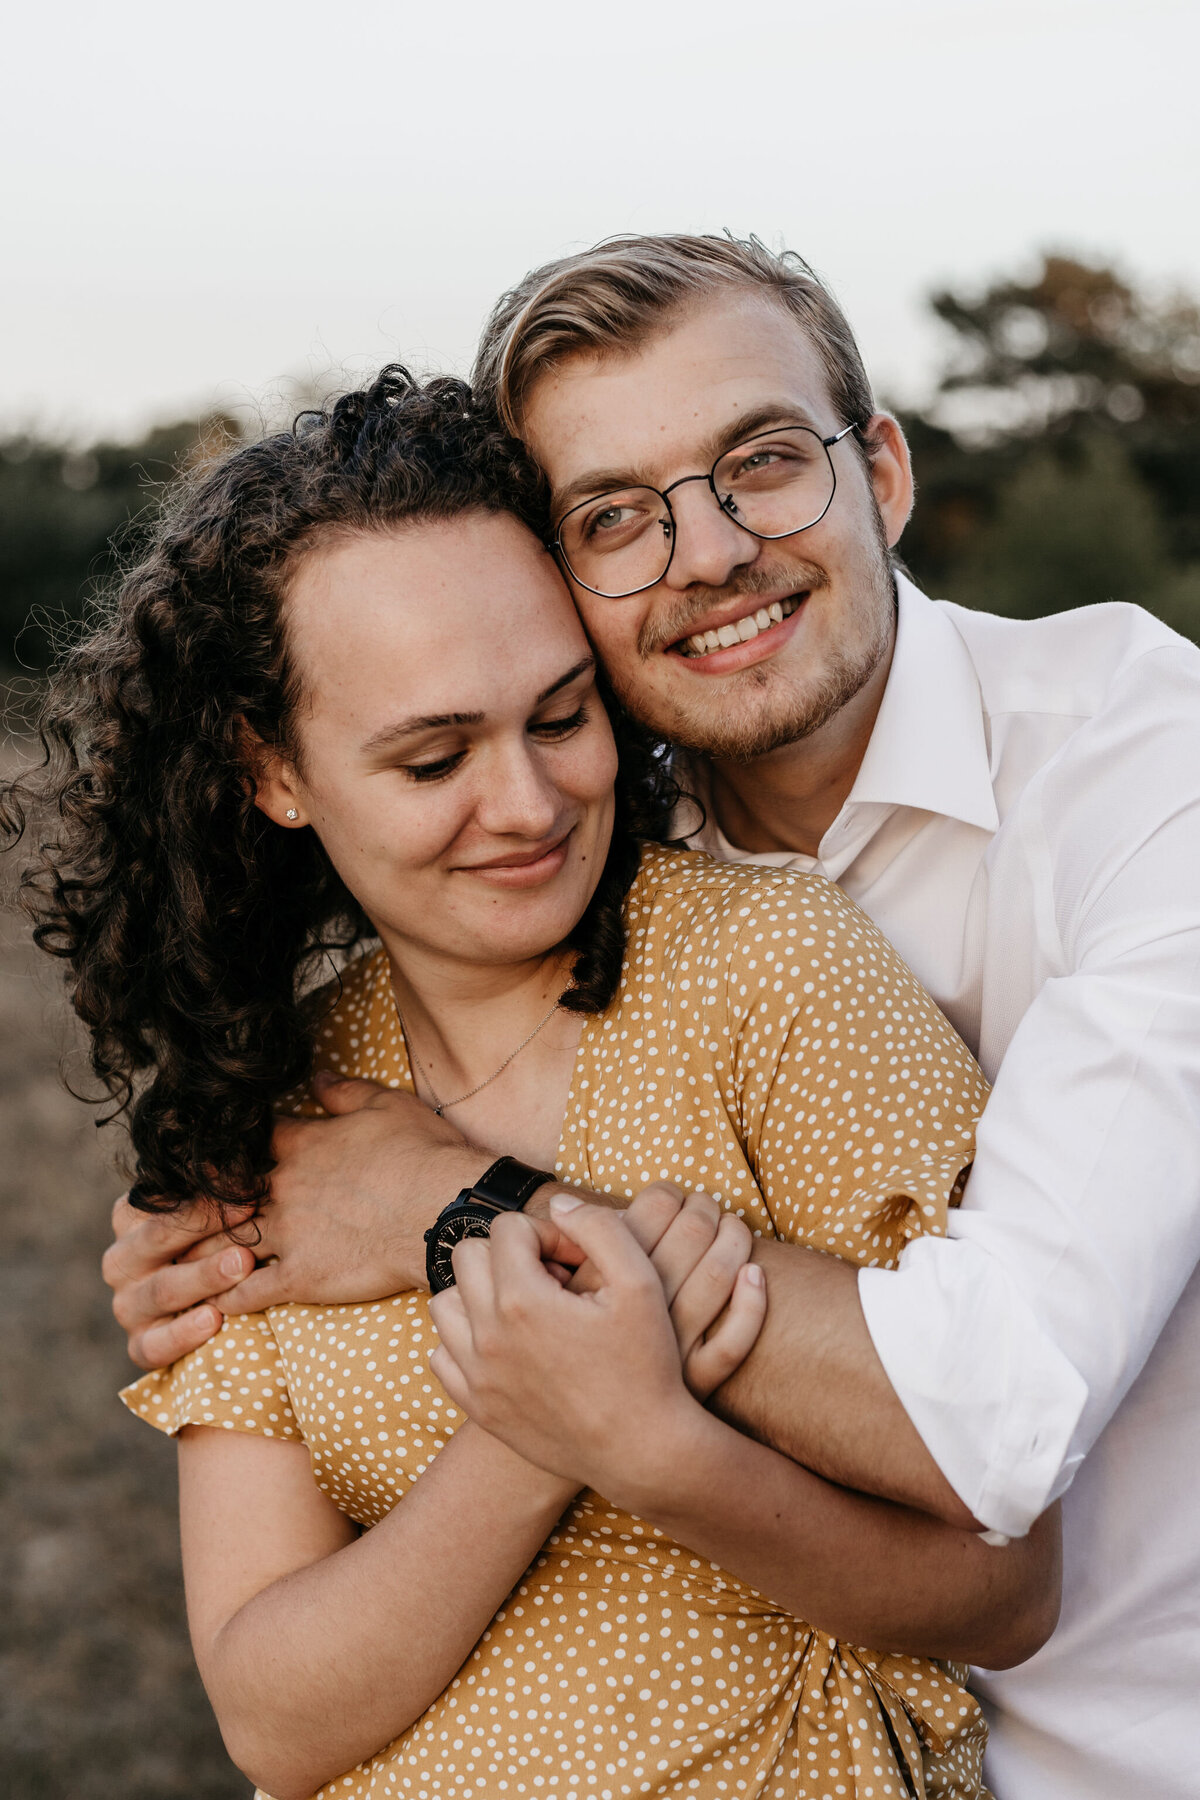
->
[860,650,1200,1540]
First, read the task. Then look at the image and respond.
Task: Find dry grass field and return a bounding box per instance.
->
[1,736,247,1798]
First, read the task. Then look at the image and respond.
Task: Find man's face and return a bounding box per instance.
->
[521,291,914,762]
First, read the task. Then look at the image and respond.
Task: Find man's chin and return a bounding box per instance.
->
[631,659,874,763]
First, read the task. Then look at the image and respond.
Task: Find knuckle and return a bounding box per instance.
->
[719,1214,752,1254]
[638,1181,685,1207]
[627,1261,661,1301]
[100,1241,125,1291]
[677,1209,719,1253]
[138,1272,168,1318]
[494,1286,530,1328]
[684,1192,721,1226]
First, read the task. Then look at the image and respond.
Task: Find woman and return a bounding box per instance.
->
[6,369,1058,1800]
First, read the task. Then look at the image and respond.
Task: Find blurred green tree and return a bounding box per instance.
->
[897,254,1200,640]
[0,418,235,673]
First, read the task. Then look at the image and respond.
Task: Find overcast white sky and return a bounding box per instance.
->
[3,0,1197,442]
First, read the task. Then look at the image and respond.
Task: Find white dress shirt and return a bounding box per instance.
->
[687,575,1200,1800]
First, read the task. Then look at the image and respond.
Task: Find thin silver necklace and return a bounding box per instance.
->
[392,987,563,1117]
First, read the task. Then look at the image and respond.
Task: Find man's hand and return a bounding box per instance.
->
[103,1194,257,1370]
[221,1074,492,1314]
[428,1197,766,1492]
[103,1074,493,1369]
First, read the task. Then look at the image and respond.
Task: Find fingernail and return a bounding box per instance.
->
[745,1262,765,1287]
[550,1193,583,1215]
[220,1249,248,1277]
[195,1305,222,1329]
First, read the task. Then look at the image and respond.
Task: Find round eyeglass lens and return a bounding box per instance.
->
[712,427,836,539]
[557,487,674,598]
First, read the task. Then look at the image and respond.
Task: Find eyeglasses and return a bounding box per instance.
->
[548,422,859,600]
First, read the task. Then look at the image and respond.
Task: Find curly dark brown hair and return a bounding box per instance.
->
[2,367,679,1218]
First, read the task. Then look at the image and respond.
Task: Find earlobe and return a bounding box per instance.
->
[238,721,306,828]
[258,774,306,829]
[864,414,915,549]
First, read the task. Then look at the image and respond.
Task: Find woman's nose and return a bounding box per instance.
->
[662,482,759,591]
[475,741,562,838]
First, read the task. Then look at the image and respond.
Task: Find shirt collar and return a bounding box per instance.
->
[674,575,999,856]
[845,574,998,833]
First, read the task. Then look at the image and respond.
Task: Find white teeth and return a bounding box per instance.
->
[679,595,805,657]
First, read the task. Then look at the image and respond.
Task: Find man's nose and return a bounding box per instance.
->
[662,481,759,592]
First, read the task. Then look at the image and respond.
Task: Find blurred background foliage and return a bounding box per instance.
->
[897,252,1200,635]
[2,251,1199,676]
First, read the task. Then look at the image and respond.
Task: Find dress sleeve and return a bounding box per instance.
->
[724,873,989,1270]
[120,1310,301,1440]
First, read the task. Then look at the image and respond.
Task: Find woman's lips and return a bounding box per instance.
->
[461,830,574,889]
[667,593,808,675]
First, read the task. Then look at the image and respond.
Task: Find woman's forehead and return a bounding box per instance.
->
[284,515,588,728]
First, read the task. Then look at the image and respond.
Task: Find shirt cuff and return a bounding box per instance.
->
[858,1234,1089,1539]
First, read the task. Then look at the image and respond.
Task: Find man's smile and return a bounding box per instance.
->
[672,591,807,660]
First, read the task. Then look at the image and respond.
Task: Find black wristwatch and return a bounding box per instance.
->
[424,1156,556,1294]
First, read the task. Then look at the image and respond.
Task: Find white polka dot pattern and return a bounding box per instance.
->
[123,845,992,1800]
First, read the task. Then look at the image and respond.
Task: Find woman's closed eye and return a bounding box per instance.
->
[401,750,467,783]
[399,708,590,783]
[530,704,589,741]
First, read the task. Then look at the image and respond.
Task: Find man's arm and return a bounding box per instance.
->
[853,654,1200,1540]
[104,1077,500,1365]
[103,1071,964,1522]
[430,1202,1061,1669]
[712,1238,981,1527]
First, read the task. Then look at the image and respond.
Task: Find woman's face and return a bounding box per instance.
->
[260,510,618,978]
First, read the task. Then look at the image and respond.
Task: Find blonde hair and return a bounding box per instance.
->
[473,233,879,451]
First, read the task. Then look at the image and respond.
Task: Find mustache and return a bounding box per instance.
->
[638,560,828,659]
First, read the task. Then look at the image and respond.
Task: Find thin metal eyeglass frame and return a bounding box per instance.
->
[548,422,861,600]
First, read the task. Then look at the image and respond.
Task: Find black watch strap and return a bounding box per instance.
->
[459,1155,556,1213]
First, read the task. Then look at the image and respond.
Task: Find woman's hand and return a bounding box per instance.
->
[550,1185,767,1398]
[622,1187,767,1399]
[428,1197,766,1492]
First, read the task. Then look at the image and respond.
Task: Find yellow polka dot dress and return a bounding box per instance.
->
[123,845,993,1800]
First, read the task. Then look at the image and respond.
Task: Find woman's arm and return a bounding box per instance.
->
[179,1421,577,1800]
[431,1202,1063,1671]
[178,1195,763,1800]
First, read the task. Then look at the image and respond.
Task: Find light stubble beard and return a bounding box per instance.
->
[616,526,897,766]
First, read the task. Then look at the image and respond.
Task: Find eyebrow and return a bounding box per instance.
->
[551,403,825,516]
[359,655,595,756]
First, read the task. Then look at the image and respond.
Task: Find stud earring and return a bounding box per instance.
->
[285,808,299,821]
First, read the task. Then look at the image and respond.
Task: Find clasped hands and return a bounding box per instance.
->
[429,1190,768,1501]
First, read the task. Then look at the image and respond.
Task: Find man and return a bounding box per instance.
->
[105,235,1200,1799]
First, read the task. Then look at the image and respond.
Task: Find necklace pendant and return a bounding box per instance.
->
[434,1105,444,1118]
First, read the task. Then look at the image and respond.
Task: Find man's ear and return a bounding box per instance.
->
[238,723,308,829]
[862,413,915,550]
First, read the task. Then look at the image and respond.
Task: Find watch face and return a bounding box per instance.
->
[425,1203,498,1293]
